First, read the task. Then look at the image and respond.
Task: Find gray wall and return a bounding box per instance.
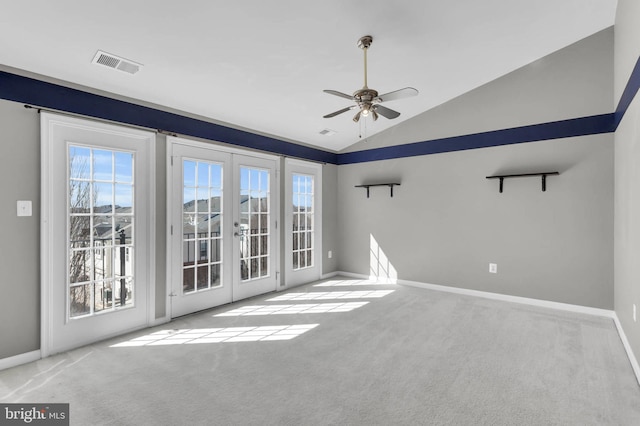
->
[336,27,615,309]
[322,163,338,274]
[614,0,640,373]
[0,100,40,359]
[155,135,167,319]
[337,135,613,308]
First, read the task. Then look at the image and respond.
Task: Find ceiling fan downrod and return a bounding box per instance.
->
[354,35,378,121]
[357,35,373,89]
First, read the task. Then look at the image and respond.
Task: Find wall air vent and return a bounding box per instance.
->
[92,51,142,75]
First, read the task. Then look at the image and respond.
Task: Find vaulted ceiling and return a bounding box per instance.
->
[0,1,617,151]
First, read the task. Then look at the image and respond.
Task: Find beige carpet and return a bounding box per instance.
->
[1,277,639,425]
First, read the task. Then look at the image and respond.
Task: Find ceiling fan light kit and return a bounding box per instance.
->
[323,35,418,124]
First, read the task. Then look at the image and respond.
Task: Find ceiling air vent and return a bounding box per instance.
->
[92,51,142,75]
[319,129,336,136]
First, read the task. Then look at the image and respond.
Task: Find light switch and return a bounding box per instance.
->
[17,200,32,217]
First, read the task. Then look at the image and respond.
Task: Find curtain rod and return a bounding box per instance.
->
[24,104,328,165]
[23,104,174,135]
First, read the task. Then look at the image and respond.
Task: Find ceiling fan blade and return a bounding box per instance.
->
[353,110,362,123]
[373,104,401,119]
[323,89,354,100]
[323,105,356,118]
[377,87,419,102]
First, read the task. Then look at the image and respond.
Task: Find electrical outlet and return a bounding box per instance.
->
[634,304,637,323]
[328,250,332,259]
[489,263,497,274]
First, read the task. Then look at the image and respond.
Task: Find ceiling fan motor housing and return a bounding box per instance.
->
[353,88,379,108]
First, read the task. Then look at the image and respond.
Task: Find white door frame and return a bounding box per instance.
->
[166,136,280,317]
[41,112,156,357]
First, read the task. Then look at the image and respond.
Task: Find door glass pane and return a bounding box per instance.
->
[115,151,133,183]
[240,167,270,281]
[182,160,223,293]
[93,281,110,313]
[183,268,195,293]
[68,146,135,319]
[69,249,90,284]
[292,173,314,270]
[69,284,91,318]
[210,264,221,287]
[115,184,133,208]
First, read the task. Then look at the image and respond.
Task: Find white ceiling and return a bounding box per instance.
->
[0,1,617,152]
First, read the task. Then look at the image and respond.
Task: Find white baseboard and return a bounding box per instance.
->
[399,278,615,318]
[0,350,41,371]
[613,313,640,387]
[331,271,384,281]
[333,271,613,317]
[320,271,341,280]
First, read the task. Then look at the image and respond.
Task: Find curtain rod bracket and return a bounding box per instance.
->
[24,104,41,113]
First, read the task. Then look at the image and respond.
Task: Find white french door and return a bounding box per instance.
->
[232,155,278,300]
[169,144,232,317]
[168,138,278,318]
[41,113,155,356]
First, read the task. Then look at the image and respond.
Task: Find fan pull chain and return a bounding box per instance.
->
[359,116,369,140]
[364,117,368,141]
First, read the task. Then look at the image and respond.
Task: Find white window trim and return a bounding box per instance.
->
[41,113,156,357]
[166,136,281,162]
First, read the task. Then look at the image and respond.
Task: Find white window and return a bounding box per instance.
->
[292,173,314,270]
[68,146,135,317]
[41,112,155,356]
[284,159,322,288]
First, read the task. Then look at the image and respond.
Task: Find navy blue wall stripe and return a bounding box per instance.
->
[614,56,640,129]
[2,57,639,165]
[337,113,615,165]
[0,71,338,164]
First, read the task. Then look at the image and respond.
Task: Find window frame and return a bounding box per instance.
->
[284,158,322,289]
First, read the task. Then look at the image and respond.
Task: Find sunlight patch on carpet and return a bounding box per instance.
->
[267,290,394,301]
[215,302,369,316]
[110,324,319,347]
[314,279,392,287]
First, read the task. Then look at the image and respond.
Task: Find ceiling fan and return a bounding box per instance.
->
[323,35,418,123]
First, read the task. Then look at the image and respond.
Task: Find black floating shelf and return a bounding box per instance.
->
[355,183,400,198]
[486,172,559,193]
